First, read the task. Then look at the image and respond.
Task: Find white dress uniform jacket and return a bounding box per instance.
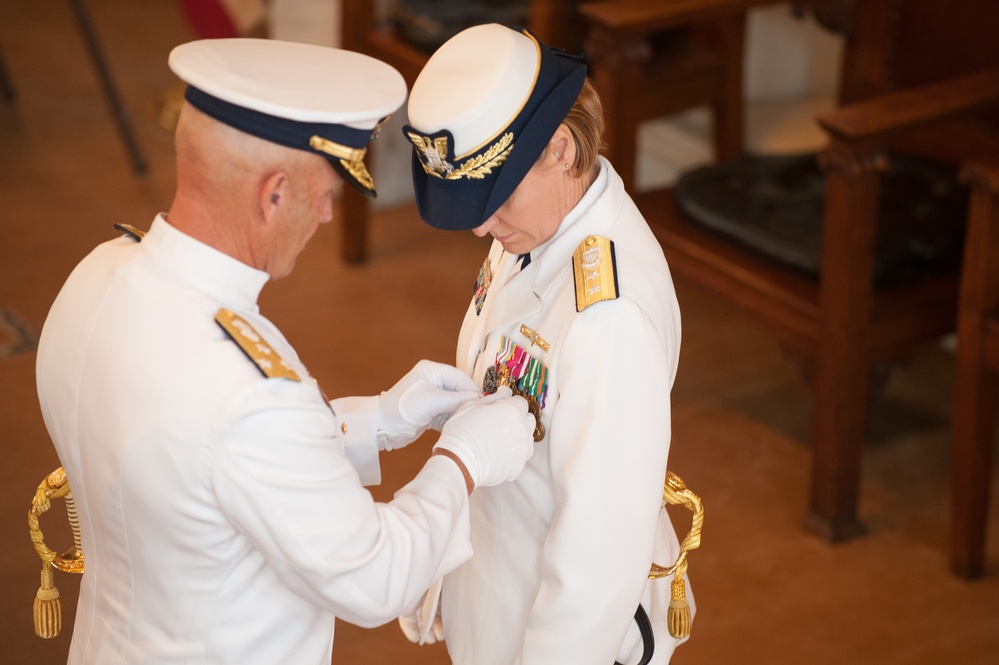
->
[35,216,472,664]
[441,159,692,665]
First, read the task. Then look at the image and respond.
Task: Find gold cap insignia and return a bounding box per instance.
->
[408,132,455,176]
[407,131,514,180]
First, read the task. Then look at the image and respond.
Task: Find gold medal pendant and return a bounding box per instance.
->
[482,363,545,442]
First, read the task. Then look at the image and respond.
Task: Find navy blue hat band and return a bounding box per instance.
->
[185,86,372,152]
[184,86,380,197]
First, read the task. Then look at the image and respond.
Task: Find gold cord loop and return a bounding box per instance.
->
[648,471,704,639]
[28,467,84,638]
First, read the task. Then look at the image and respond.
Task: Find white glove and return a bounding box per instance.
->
[378,360,480,451]
[433,387,536,489]
[398,578,444,645]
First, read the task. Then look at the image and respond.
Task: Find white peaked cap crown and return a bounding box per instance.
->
[407,24,540,158]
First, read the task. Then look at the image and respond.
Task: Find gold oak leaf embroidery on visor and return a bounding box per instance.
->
[308,135,367,162]
[407,131,514,180]
[338,158,374,191]
[309,136,374,191]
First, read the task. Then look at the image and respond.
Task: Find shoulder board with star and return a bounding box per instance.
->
[572,235,619,312]
[215,309,301,381]
[113,223,146,242]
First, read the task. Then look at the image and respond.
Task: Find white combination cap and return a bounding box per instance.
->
[169,38,407,197]
[403,24,587,230]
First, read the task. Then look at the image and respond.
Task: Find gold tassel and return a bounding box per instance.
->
[34,563,62,639]
[649,471,703,640]
[667,574,691,639]
[29,468,83,639]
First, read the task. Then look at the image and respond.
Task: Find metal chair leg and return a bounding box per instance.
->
[67,0,147,176]
[0,46,15,104]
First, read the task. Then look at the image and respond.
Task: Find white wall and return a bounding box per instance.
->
[269,0,341,47]
[744,3,843,102]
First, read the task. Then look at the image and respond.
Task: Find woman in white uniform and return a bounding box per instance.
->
[398,23,694,665]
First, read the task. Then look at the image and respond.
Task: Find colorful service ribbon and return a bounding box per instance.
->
[496,336,548,409]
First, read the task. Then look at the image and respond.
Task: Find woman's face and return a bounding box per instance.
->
[471,125,582,256]
[471,162,565,255]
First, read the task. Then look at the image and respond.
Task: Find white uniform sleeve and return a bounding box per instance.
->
[212,380,473,628]
[519,299,675,664]
[329,395,380,485]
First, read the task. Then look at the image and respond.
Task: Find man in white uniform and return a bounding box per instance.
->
[398,24,693,665]
[34,38,535,664]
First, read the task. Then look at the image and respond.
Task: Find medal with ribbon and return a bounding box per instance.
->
[472,257,492,315]
[482,335,548,442]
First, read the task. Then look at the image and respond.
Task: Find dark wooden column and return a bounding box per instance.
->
[951,160,999,578]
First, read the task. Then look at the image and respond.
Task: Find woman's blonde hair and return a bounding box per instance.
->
[562,78,605,176]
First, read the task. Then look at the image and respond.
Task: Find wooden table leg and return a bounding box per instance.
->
[585,26,653,194]
[340,189,369,265]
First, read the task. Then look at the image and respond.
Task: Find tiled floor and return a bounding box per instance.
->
[2,1,999,664]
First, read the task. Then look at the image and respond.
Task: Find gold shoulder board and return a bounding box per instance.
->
[215,309,301,381]
[572,235,619,312]
[113,223,145,242]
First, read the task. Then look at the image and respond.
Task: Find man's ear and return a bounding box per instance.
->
[260,171,288,224]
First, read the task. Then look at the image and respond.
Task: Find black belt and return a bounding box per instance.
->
[613,604,654,665]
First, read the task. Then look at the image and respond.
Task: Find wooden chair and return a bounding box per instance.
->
[584,0,999,542]
[579,0,773,192]
[951,160,999,579]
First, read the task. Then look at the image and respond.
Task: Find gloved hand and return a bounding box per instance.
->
[433,387,536,489]
[378,360,480,451]
[398,578,444,645]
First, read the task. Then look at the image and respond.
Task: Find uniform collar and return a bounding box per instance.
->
[520,157,617,297]
[142,214,270,310]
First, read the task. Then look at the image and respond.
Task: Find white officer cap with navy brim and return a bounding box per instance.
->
[403,24,587,230]
[169,38,407,197]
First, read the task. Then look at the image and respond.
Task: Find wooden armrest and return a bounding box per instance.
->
[817,67,999,143]
[961,159,999,192]
[578,0,780,35]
